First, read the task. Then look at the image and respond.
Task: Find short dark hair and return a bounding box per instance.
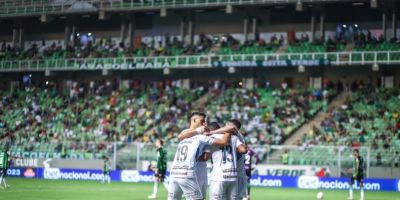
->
[353,149,359,154]
[228,119,241,129]
[189,111,206,122]
[158,139,164,146]
[208,122,221,131]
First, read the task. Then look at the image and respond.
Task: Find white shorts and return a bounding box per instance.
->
[237,175,248,198]
[209,180,239,200]
[168,177,203,200]
[197,167,208,197]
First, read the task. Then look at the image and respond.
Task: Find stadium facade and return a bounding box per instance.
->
[0,0,399,87]
[0,0,399,185]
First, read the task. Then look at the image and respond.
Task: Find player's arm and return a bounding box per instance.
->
[254,151,261,165]
[206,125,237,135]
[356,158,360,176]
[199,152,211,161]
[199,145,211,161]
[178,126,208,140]
[177,128,198,140]
[161,150,167,169]
[237,144,247,154]
[355,158,359,177]
[212,132,232,146]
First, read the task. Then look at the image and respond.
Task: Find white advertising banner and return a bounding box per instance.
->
[255,164,331,177]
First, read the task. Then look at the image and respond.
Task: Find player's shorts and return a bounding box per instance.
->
[155,170,166,180]
[237,175,247,198]
[103,171,110,176]
[1,168,7,177]
[245,170,251,178]
[168,177,203,200]
[196,166,208,197]
[209,180,239,200]
[350,174,364,185]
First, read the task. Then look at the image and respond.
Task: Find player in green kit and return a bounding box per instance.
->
[0,148,10,189]
[101,156,111,184]
[148,139,167,199]
[348,149,364,200]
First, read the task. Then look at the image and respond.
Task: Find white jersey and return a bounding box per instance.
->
[170,135,215,179]
[196,143,210,174]
[197,144,211,196]
[210,135,243,182]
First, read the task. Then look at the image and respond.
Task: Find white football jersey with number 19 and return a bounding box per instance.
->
[170,135,215,179]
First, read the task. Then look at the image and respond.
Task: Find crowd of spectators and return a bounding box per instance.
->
[0,33,284,62]
[297,87,400,166]
[0,79,206,158]
[143,81,334,146]
[0,79,335,159]
[2,28,400,64]
[2,77,398,167]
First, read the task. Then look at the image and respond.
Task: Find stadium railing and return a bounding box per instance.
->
[0,0,69,17]
[116,144,400,177]
[0,0,370,17]
[1,51,400,71]
[7,141,399,177]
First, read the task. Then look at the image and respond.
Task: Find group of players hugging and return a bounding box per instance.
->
[149,111,259,200]
[0,111,365,200]
[147,111,366,200]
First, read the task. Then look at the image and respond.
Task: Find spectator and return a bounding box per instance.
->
[282,150,289,165]
[376,152,382,166]
[394,152,399,167]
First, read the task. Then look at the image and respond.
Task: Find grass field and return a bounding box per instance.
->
[1,178,399,200]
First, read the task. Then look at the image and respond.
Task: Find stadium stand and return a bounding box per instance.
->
[204,86,336,146]
[0,79,338,162]
[0,80,206,159]
[0,34,280,60]
[288,88,400,167]
[0,0,399,175]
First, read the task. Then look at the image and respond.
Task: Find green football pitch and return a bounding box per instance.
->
[1,178,399,200]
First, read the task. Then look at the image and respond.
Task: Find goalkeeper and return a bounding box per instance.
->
[148,139,167,199]
[0,148,10,189]
[101,156,111,184]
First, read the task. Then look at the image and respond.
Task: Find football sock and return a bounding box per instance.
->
[360,187,364,199]
[349,185,353,198]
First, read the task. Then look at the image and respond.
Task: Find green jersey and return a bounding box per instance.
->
[156,148,167,172]
[103,160,111,173]
[352,155,363,177]
[0,151,9,169]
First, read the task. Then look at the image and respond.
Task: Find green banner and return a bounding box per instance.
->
[77,61,174,70]
[11,151,103,160]
[212,59,330,68]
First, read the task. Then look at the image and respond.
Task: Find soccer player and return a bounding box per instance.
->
[177,113,212,198]
[101,156,111,184]
[168,112,232,200]
[206,120,247,200]
[148,139,167,199]
[0,148,10,189]
[348,149,364,200]
[244,145,260,200]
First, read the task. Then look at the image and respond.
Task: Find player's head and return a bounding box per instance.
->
[353,149,359,157]
[208,122,221,131]
[156,139,164,148]
[189,111,207,128]
[226,119,241,129]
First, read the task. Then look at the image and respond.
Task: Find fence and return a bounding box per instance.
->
[8,141,397,178]
[1,51,400,72]
[0,0,360,17]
